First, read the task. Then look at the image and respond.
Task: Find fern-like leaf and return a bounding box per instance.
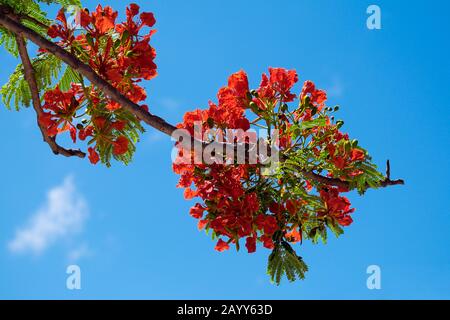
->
[1,52,62,110]
[267,241,308,285]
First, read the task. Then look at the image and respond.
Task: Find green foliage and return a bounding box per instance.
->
[0,0,80,56]
[0,0,78,109]
[0,26,17,56]
[58,65,79,91]
[267,241,308,285]
[0,0,50,35]
[1,53,61,110]
[0,0,81,11]
[325,216,344,238]
[352,161,386,194]
[38,0,81,7]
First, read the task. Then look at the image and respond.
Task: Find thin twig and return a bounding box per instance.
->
[386,159,391,180]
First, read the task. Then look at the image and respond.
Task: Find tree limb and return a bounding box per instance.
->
[15,35,85,158]
[0,8,405,189]
[300,161,404,190]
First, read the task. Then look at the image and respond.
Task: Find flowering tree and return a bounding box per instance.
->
[0,0,404,284]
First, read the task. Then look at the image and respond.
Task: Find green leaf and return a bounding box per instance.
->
[325,216,344,238]
[267,241,308,285]
[58,65,79,91]
[1,53,62,110]
[299,117,327,131]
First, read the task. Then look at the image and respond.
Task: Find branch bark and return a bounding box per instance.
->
[15,35,85,158]
[301,168,404,190]
[0,7,404,189]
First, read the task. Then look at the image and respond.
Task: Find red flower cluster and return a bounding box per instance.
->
[39,84,83,141]
[174,70,294,253]
[319,187,355,226]
[174,68,369,254]
[311,125,366,174]
[44,4,157,164]
[300,80,327,106]
[209,70,251,130]
[174,161,279,253]
[82,116,130,164]
[255,67,298,108]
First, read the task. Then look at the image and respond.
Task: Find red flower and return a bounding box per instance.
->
[198,219,208,230]
[320,188,355,227]
[244,193,260,213]
[113,136,129,155]
[69,125,77,143]
[333,156,346,169]
[234,118,250,131]
[77,9,92,28]
[47,25,62,39]
[260,235,275,249]
[140,12,156,27]
[285,228,302,243]
[245,236,256,253]
[269,202,284,215]
[255,214,278,235]
[92,5,118,34]
[351,149,365,162]
[300,80,327,106]
[189,203,205,219]
[47,8,74,44]
[209,70,251,129]
[215,239,230,252]
[268,67,298,102]
[38,112,58,136]
[88,147,100,165]
[127,3,140,17]
[228,70,249,98]
[112,120,127,132]
[184,188,197,200]
[256,68,298,104]
[79,126,93,141]
[41,85,82,138]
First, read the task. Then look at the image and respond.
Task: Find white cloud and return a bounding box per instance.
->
[8,176,89,256]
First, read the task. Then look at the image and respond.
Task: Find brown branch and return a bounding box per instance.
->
[0,8,405,190]
[15,35,85,158]
[300,161,404,190]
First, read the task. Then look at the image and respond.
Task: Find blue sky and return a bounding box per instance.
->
[0,0,449,299]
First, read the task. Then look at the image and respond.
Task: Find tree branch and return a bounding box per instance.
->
[0,8,405,189]
[300,162,405,190]
[15,35,85,158]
